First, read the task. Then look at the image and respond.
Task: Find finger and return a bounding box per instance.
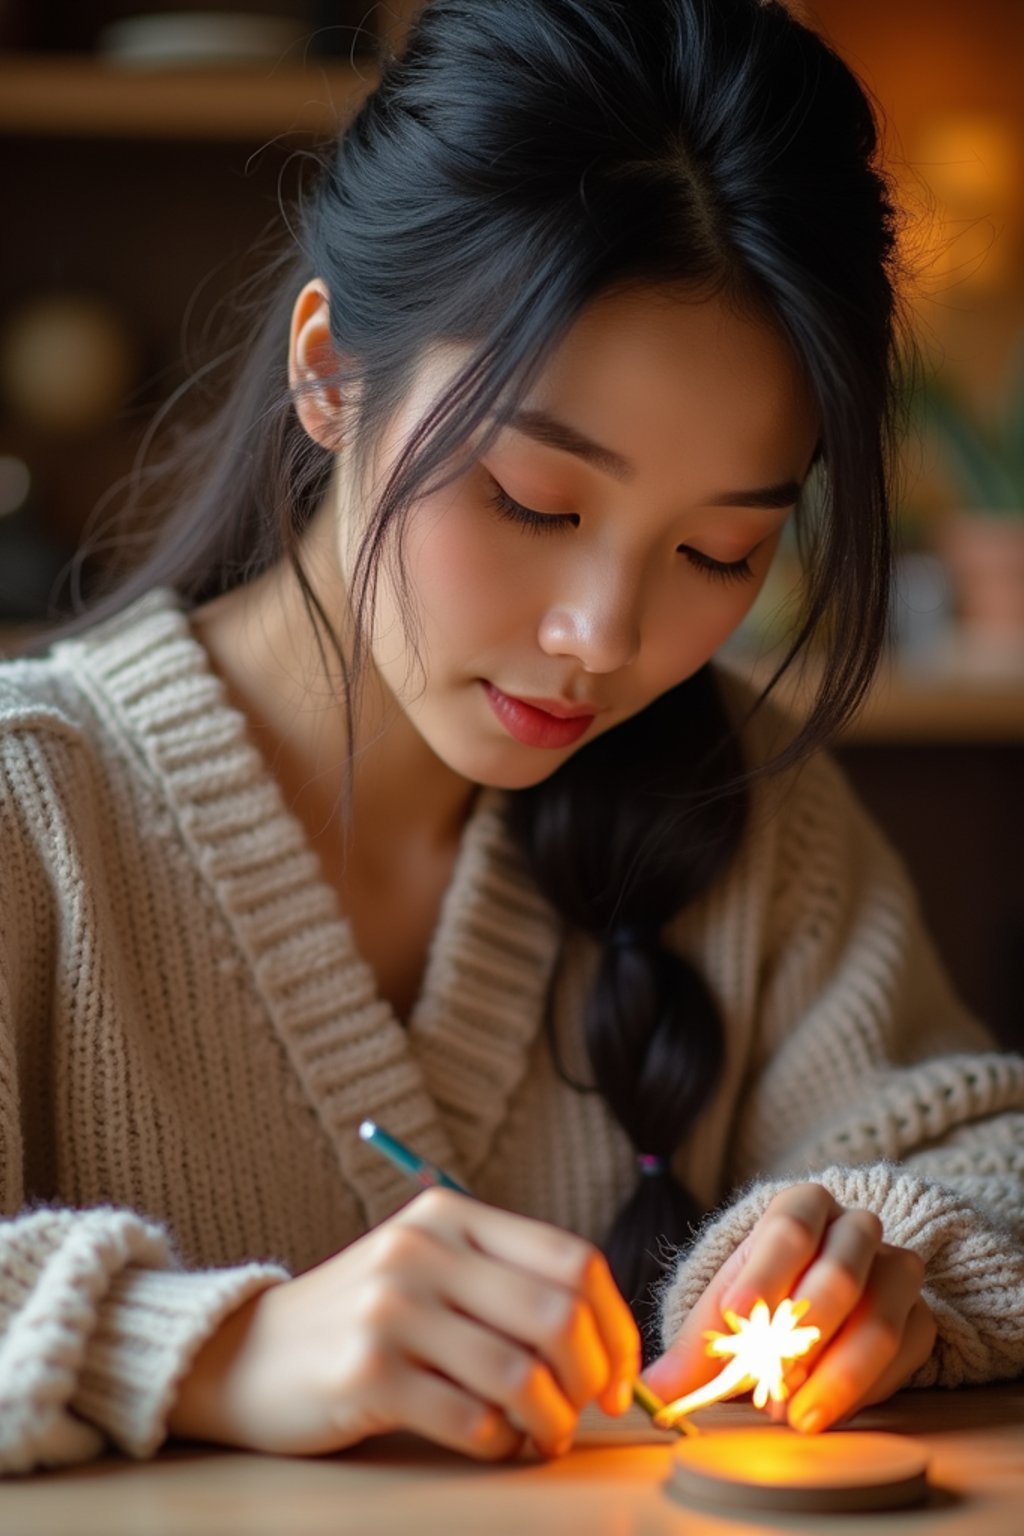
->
[767,1221,890,1406]
[404,1189,640,1404]
[428,1241,611,1413]
[837,1296,937,1418]
[641,1237,755,1401]
[719,1184,843,1319]
[786,1246,926,1434]
[389,1288,579,1455]
[367,1348,526,1461]
[574,1249,643,1411]
[778,1208,883,1366]
[580,1253,644,1406]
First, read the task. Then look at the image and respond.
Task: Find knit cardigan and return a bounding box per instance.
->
[1,591,1022,1475]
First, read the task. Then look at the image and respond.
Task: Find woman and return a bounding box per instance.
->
[2,0,1022,1473]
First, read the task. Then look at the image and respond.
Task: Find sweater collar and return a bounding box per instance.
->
[59,589,562,1227]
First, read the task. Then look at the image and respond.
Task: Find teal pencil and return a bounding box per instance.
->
[356,1117,694,1437]
[358,1119,470,1192]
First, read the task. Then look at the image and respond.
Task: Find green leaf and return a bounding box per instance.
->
[1003,338,1024,490]
[918,370,1023,514]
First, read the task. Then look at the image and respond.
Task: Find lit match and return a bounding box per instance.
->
[654,1297,821,1430]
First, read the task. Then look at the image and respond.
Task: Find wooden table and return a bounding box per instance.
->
[8,1382,1024,1536]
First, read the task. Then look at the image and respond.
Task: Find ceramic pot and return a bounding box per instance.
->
[940,513,1024,640]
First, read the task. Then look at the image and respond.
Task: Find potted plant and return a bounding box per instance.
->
[917,351,1024,644]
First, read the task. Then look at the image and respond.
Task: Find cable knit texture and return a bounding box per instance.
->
[0,589,1021,1473]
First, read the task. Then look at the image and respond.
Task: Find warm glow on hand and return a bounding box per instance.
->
[654,1298,821,1429]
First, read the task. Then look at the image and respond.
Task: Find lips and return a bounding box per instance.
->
[482,683,597,749]
[510,694,598,720]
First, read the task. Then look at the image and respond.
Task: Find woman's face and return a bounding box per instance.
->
[333,285,819,790]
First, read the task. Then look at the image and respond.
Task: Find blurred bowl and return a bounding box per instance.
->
[0,294,138,436]
[97,12,309,68]
[940,512,1024,643]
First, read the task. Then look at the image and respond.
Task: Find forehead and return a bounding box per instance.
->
[400,284,817,481]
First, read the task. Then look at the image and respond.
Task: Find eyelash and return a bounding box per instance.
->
[486,482,756,584]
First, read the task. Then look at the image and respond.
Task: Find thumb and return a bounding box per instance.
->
[641,1232,754,1402]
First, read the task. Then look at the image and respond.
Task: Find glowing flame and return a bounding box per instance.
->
[654,1298,820,1430]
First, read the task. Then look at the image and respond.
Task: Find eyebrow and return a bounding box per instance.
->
[503,406,804,510]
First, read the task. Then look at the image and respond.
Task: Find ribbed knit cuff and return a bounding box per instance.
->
[72,1262,289,1459]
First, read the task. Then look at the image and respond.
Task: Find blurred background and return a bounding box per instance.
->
[0,0,1020,1044]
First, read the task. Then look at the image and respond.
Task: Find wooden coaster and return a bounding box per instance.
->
[667,1428,930,1514]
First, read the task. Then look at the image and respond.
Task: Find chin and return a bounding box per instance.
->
[438,740,577,793]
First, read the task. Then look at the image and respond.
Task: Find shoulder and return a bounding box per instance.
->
[0,589,188,828]
[0,654,109,951]
[0,653,98,793]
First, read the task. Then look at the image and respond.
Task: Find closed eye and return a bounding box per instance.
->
[487,481,577,534]
[678,546,756,583]
[488,479,760,582]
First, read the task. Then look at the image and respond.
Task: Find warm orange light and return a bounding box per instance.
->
[654,1298,821,1430]
[903,113,1019,295]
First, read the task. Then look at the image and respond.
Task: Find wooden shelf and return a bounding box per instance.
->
[836,671,1024,743]
[731,639,1024,743]
[857,681,1024,742]
[0,53,380,141]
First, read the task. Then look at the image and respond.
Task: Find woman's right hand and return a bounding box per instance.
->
[167,1188,641,1461]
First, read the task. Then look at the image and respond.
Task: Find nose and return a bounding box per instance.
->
[537,565,642,675]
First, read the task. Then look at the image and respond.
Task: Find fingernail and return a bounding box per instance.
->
[793,1405,827,1435]
[615,1381,633,1414]
[552,1433,574,1457]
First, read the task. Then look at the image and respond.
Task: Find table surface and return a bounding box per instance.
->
[730,642,1024,743]
[8,1382,1024,1536]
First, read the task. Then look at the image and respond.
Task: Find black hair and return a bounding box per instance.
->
[54,0,904,1355]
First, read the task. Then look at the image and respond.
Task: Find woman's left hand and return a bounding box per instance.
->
[642,1182,936,1434]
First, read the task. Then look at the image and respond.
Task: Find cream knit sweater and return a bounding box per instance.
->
[1,591,1022,1474]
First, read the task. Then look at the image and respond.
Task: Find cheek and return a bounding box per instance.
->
[407,503,525,644]
[644,562,779,692]
[703,573,777,655]
[697,537,787,649]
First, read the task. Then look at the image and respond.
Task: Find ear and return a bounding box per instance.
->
[288,278,345,450]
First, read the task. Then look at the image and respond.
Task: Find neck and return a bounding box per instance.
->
[190,533,478,869]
